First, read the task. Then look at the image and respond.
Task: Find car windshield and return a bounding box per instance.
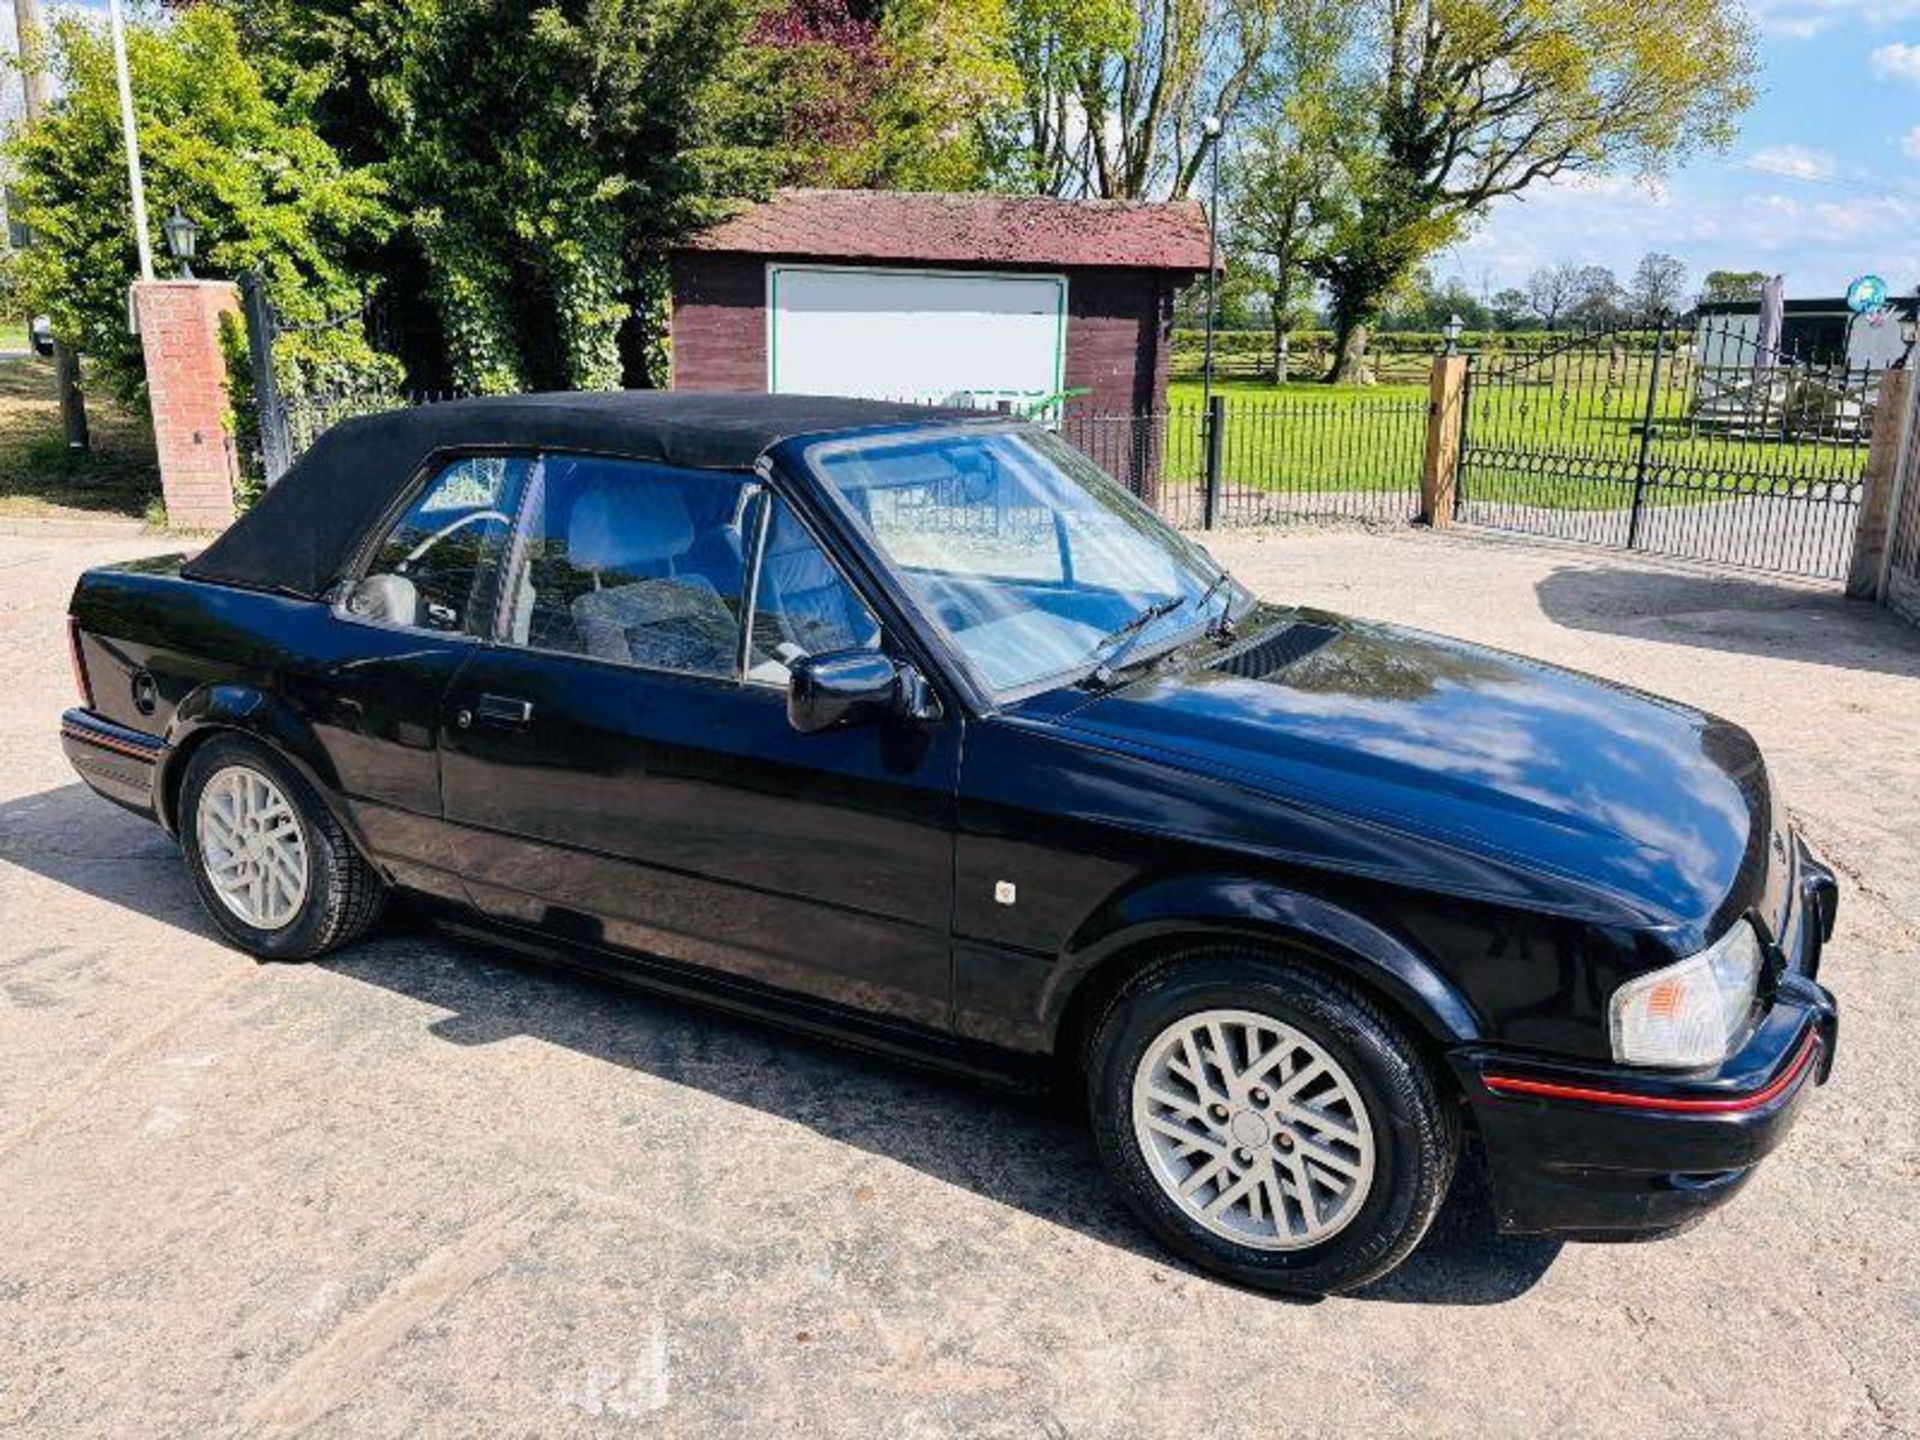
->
[806,425,1237,696]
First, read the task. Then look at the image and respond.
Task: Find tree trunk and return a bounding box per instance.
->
[14,0,90,449]
[54,344,89,451]
[1328,316,1372,385]
[1269,276,1292,385]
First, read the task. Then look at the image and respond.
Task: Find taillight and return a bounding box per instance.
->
[67,617,94,709]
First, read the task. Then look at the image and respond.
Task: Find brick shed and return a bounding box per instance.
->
[668,189,1214,418]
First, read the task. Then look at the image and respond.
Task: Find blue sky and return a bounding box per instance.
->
[1444,0,1920,301]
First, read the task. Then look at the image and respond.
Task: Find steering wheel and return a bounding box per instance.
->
[398,509,512,573]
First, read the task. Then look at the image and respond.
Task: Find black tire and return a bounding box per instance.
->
[1085,945,1457,1296]
[177,733,386,961]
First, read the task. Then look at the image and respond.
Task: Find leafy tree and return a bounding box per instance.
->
[1227,0,1363,379]
[399,0,772,392]
[1566,264,1624,326]
[1316,0,1757,380]
[222,0,1011,393]
[1376,267,1486,332]
[224,0,769,393]
[1488,286,1529,329]
[1526,263,1579,329]
[997,0,1134,193]
[1700,268,1767,305]
[1628,251,1688,317]
[876,0,1024,189]
[718,0,1014,191]
[1003,0,1282,198]
[4,5,393,405]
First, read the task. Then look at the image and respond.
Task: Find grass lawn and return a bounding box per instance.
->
[1154,360,1871,512]
[0,322,28,353]
[1140,379,1428,500]
[0,358,163,523]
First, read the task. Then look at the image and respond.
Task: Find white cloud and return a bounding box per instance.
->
[1747,144,1836,180]
[1871,41,1920,80]
[1444,166,1920,296]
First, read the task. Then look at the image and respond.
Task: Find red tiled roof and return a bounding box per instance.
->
[680,189,1215,272]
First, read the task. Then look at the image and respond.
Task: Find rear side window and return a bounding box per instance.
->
[347,454,534,634]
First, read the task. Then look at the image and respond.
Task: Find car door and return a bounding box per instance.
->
[436,452,962,1031]
[310,450,536,902]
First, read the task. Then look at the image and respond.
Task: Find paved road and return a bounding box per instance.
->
[1,527,1915,1436]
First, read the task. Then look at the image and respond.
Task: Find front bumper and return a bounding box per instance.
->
[1449,840,1841,1238]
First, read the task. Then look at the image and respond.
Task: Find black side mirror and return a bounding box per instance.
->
[788,650,938,734]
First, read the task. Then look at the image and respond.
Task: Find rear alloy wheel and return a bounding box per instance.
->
[178,734,386,961]
[1087,948,1456,1295]
[196,765,310,931]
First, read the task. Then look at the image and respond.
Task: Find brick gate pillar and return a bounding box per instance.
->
[1849,368,1914,600]
[133,280,243,531]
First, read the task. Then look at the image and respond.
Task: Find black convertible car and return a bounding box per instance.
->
[61,393,1839,1295]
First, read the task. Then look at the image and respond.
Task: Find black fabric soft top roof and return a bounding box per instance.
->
[184,391,982,599]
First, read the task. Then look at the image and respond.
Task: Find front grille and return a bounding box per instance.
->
[1206,623,1339,681]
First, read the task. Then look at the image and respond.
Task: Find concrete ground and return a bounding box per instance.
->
[2,523,1916,1437]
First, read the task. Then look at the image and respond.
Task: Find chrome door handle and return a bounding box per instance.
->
[474,693,534,727]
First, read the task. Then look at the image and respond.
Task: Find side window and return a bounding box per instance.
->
[746,497,883,685]
[501,455,753,679]
[347,454,533,634]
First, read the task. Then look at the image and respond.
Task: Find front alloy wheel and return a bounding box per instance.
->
[1132,1009,1377,1251]
[1088,947,1456,1296]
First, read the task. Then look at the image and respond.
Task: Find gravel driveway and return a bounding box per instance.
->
[1,524,1915,1436]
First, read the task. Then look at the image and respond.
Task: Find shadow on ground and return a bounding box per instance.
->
[1535,562,1920,676]
[2,780,1563,1306]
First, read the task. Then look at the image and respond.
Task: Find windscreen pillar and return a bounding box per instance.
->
[133,280,243,531]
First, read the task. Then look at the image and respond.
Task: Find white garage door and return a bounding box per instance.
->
[768,265,1068,411]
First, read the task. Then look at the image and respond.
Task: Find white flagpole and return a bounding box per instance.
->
[108,0,155,281]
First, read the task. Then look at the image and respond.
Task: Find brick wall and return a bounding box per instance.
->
[133,281,242,530]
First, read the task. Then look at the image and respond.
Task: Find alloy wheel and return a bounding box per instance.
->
[195,764,310,931]
[1131,1008,1376,1250]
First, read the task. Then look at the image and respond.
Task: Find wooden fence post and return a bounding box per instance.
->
[1848,368,1914,599]
[1421,354,1468,527]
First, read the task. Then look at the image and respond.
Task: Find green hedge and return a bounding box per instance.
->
[1170,327,1673,383]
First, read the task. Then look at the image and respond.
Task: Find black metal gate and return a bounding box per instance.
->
[1458,315,1885,580]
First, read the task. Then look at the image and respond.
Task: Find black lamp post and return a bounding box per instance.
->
[1442,313,1465,357]
[1200,114,1223,416]
[162,206,199,280]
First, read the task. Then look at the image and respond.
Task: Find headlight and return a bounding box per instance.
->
[1609,920,1764,1068]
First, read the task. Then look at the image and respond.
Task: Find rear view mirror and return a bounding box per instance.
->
[788,651,938,733]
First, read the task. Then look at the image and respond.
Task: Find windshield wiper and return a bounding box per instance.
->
[1194,566,1237,641]
[1087,596,1186,687]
